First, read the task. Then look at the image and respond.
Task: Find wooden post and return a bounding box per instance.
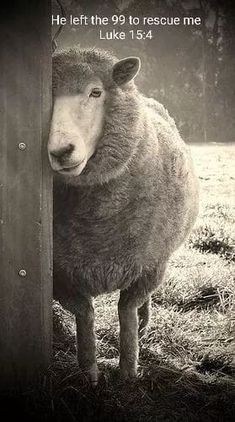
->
[0,1,52,390]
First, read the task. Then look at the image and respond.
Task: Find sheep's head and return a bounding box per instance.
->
[48,48,141,180]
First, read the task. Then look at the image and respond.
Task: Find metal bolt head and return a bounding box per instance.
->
[19,269,27,277]
[18,142,26,151]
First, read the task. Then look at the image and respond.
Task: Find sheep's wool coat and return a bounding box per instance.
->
[53,48,199,300]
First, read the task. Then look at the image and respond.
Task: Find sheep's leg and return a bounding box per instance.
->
[75,295,98,386]
[118,295,139,379]
[118,290,151,379]
[53,268,98,385]
[138,297,151,339]
[118,263,166,379]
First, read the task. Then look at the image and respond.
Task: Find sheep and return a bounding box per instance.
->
[48,47,199,385]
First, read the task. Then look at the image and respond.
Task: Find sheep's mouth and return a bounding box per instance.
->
[61,163,81,172]
[57,159,86,176]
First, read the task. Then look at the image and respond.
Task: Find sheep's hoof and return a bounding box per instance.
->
[86,363,99,387]
[120,363,137,380]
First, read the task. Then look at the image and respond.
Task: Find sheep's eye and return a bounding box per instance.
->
[90,88,102,98]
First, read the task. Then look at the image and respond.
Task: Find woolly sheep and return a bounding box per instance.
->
[48,47,199,385]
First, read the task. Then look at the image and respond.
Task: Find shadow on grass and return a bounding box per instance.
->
[176,285,231,312]
[152,284,233,313]
[189,225,235,262]
[1,351,234,422]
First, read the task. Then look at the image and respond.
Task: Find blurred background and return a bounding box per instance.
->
[53,0,235,144]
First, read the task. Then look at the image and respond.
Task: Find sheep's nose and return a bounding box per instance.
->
[50,144,75,162]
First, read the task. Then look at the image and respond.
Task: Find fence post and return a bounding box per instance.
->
[0,0,52,390]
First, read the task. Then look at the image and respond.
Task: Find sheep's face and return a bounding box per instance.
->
[48,80,105,177]
[48,49,141,181]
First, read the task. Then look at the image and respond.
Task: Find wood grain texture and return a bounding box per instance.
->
[0,0,52,390]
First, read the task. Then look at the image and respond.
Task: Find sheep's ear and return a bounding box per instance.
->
[112,57,141,85]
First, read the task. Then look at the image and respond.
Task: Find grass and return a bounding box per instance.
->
[2,144,235,421]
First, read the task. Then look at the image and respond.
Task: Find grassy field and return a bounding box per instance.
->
[8,144,234,421]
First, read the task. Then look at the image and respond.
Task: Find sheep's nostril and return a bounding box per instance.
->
[50,143,75,160]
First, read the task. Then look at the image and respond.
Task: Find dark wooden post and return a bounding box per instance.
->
[0,1,52,390]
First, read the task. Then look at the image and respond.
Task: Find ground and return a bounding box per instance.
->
[7,144,235,421]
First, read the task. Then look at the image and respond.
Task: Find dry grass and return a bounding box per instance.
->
[2,144,235,421]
